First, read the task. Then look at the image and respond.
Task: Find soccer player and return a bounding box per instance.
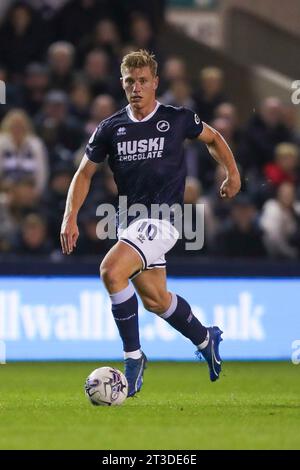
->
[60,50,241,397]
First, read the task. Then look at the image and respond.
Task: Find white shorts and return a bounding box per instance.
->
[118,218,179,271]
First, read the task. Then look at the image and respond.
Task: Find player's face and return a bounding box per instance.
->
[121,66,158,110]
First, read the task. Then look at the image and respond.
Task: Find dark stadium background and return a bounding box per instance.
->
[0,0,299,360]
[0,0,299,355]
[0,0,300,452]
[0,0,300,270]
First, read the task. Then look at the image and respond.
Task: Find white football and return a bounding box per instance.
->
[84,367,128,406]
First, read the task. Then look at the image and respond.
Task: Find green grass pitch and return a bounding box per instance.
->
[0,361,299,450]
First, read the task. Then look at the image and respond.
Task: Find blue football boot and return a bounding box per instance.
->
[196,327,223,382]
[125,351,147,397]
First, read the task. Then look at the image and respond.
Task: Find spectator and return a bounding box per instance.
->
[214,102,242,147]
[264,143,299,188]
[160,79,195,108]
[43,162,75,249]
[260,182,300,259]
[47,41,76,92]
[204,165,235,224]
[0,109,48,194]
[238,97,293,170]
[186,117,238,192]
[82,49,120,99]
[112,0,166,37]
[211,117,237,153]
[35,90,84,155]
[54,0,107,46]
[0,5,298,262]
[14,213,53,255]
[159,57,187,95]
[75,165,118,255]
[170,177,215,257]
[130,14,157,55]
[0,64,23,119]
[282,103,300,147]
[27,0,69,20]
[0,2,48,78]
[185,176,217,251]
[193,67,226,123]
[21,63,50,116]
[9,177,41,225]
[214,194,266,258]
[76,208,115,256]
[69,79,92,123]
[78,19,121,66]
[247,141,300,209]
[0,179,18,252]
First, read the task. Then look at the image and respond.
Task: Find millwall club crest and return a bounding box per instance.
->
[156,120,170,132]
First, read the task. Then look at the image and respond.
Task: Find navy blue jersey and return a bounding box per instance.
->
[85,102,203,224]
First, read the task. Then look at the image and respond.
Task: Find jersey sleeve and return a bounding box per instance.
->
[183,108,203,139]
[85,121,110,163]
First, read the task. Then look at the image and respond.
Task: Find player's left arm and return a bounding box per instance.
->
[198,122,241,198]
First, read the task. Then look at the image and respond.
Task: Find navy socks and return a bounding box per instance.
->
[160,293,208,347]
[110,286,208,353]
[110,284,141,353]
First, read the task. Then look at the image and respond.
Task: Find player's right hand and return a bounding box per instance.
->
[60,215,79,255]
[219,172,241,199]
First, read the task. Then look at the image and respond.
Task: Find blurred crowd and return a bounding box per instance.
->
[0,0,300,260]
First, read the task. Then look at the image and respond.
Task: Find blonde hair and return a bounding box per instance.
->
[121,49,158,77]
[0,109,33,136]
[275,142,299,158]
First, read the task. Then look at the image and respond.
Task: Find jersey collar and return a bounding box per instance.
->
[126,101,161,123]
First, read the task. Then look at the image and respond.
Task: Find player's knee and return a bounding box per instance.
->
[100,262,124,290]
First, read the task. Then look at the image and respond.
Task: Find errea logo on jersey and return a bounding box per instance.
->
[156,120,170,132]
[117,127,126,136]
